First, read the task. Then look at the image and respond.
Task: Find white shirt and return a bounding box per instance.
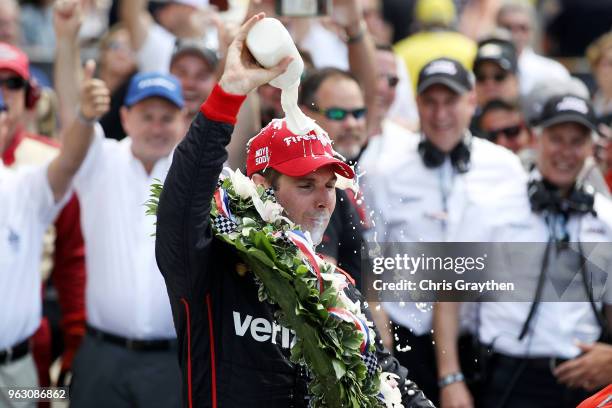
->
[73,126,175,340]
[137,23,175,73]
[479,193,612,359]
[359,120,418,180]
[299,22,349,70]
[386,56,419,127]
[0,162,69,349]
[362,136,529,335]
[518,48,570,97]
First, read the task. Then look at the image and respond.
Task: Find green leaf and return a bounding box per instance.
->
[331,359,346,380]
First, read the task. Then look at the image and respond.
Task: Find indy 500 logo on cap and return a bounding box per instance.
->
[255,147,269,165]
[424,60,457,76]
[556,96,588,114]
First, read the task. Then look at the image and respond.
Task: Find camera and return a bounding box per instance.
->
[275,0,331,17]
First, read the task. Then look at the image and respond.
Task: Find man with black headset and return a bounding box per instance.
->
[434,94,612,408]
[362,57,527,405]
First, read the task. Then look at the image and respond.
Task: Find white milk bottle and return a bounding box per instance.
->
[246,17,316,135]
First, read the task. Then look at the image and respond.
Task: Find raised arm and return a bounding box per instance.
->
[155,12,291,300]
[47,61,110,202]
[119,0,152,52]
[337,0,378,137]
[53,0,83,131]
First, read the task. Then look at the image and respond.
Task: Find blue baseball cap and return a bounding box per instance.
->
[124,72,184,108]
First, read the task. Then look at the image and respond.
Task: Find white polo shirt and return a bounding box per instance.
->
[480,193,612,359]
[73,126,175,340]
[361,135,529,335]
[137,23,175,74]
[0,161,68,349]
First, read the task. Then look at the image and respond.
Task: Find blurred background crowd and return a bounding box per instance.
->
[0,0,611,407]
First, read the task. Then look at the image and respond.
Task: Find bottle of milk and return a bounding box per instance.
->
[246,18,316,136]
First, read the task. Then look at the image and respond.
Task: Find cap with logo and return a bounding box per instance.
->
[124,72,184,108]
[537,94,599,134]
[171,38,218,70]
[417,57,474,95]
[474,38,518,74]
[0,42,30,80]
[246,119,355,179]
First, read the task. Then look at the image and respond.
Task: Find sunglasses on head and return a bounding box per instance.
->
[475,71,508,83]
[0,76,27,90]
[315,107,367,121]
[381,74,399,88]
[487,124,523,141]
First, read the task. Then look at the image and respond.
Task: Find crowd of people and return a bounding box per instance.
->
[1,0,611,407]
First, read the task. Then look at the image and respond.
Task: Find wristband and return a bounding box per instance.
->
[438,372,465,388]
[76,108,96,126]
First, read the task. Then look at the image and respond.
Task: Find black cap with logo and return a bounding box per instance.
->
[474,38,518,74]
[537,94,599,134]
[417,57,474,95]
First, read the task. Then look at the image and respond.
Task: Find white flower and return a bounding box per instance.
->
[252,195,285,223]
[379,372,404,408]
[230,168,258,200]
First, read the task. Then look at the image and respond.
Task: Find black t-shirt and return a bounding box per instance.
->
[318,189,366,290]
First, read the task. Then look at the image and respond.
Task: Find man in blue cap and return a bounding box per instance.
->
[68,71,186,408]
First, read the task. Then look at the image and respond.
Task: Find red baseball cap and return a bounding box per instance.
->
[246,118,355,179]
[0,42,30,80]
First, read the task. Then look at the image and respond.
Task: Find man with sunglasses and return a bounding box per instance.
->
[369,44,419,136]
[472,38,520,114]
[470,37,521,138]
[479,99,534,167]
[0,42,87,388]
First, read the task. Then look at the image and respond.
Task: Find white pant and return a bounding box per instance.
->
[0,354,38,408]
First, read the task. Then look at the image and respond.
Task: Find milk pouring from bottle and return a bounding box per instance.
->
[246,18,317,135]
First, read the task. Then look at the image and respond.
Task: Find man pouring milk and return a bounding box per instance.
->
[154,13,435,408]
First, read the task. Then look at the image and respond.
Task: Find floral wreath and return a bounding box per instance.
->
[148,168,403,408]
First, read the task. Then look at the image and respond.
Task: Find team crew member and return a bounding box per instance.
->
[67,72,185,408]
[362,57,527,405]
[435,94,612,408]
[156,14,434,408]
[0,60,108,408]
[0,41,86,388]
